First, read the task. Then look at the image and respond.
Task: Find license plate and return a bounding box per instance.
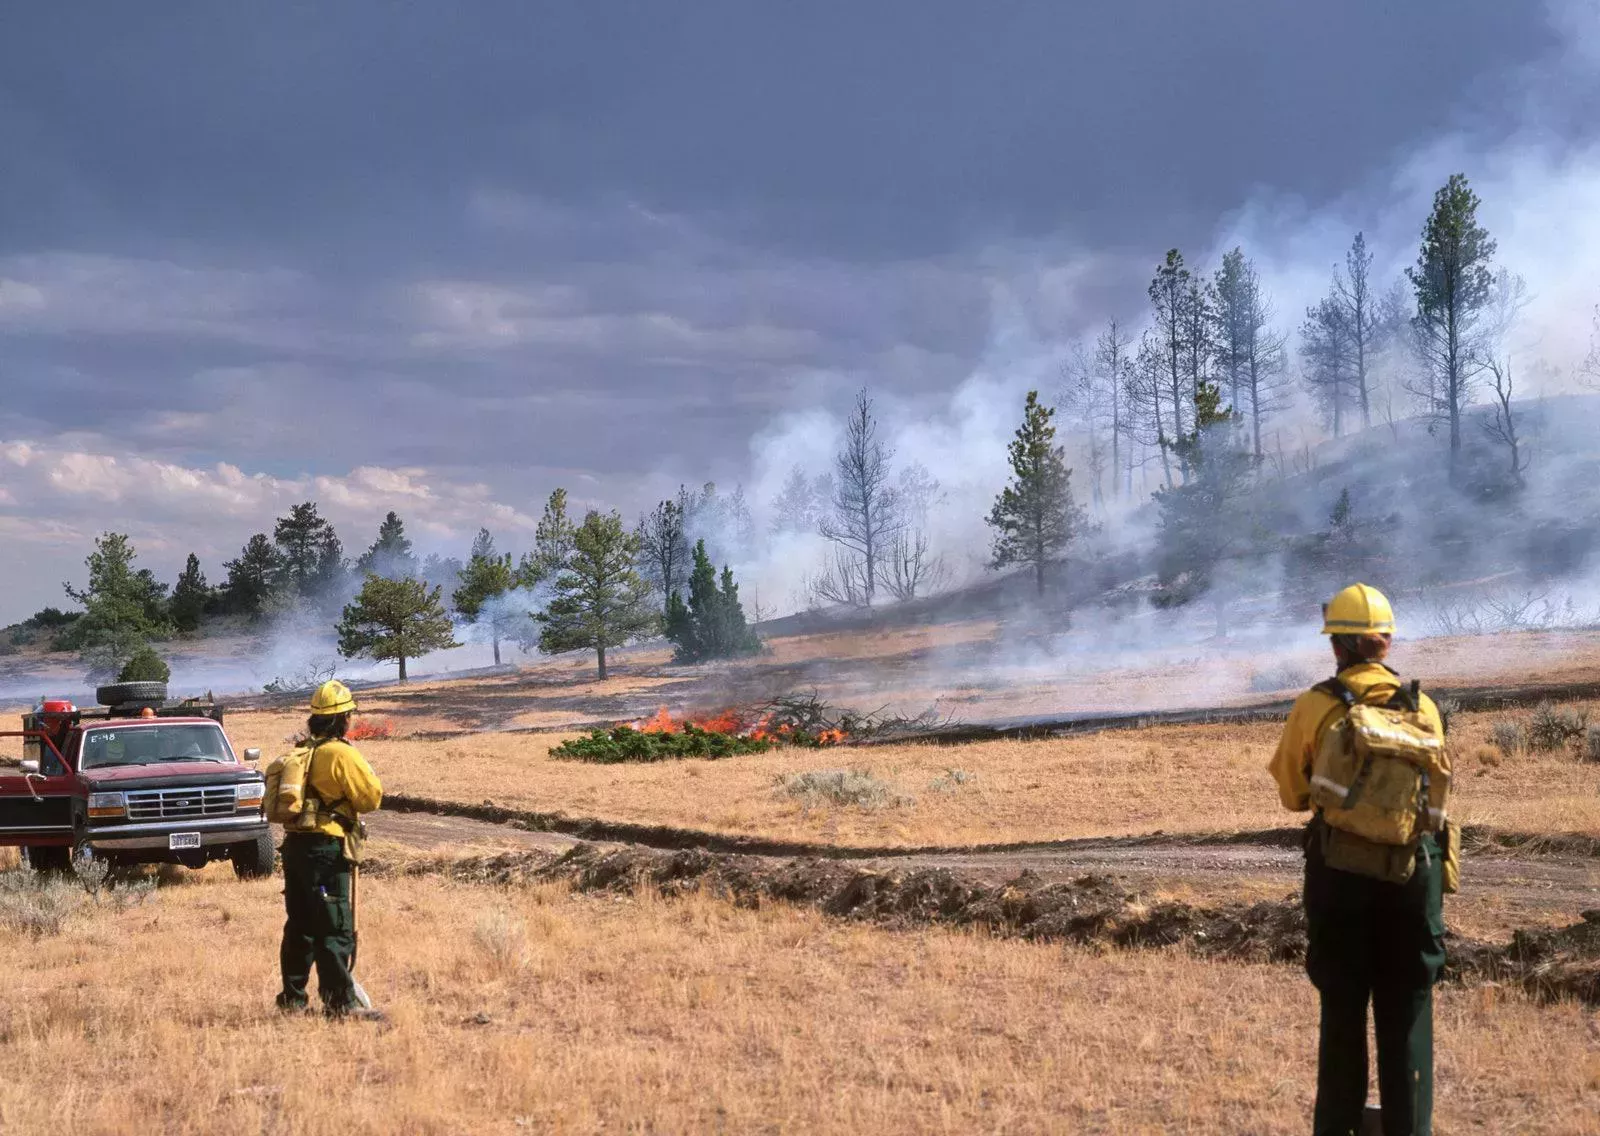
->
[169,832,201,850]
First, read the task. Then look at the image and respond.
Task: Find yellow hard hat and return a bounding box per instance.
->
[308,679,358,716]
[1321,583,1395,635]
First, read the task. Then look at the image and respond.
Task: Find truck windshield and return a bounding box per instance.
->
[79,724,234,770]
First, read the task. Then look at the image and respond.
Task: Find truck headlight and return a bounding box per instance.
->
[87,791,126,819]
[235,781,265,810]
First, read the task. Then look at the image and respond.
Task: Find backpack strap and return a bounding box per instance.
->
[1386,679,1422,714]
[1315,677,1357,707]
[305,737,355,827]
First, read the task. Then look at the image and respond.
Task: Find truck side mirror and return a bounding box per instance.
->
[19,759,39,775]
[244,748,262,764]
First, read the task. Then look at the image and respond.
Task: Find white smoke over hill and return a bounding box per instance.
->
[715,0,1600,638]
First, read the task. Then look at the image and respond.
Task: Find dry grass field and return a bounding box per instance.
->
[226,698,1600,850]
[6,625,1600,1133]
[0,852,1596,1136]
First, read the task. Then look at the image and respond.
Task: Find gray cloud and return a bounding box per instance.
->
[0,1,1588,621]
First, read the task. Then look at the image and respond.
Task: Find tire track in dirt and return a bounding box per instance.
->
[379,791,1600,862]
[372,841,1600,1009]
[370,798,1600,943]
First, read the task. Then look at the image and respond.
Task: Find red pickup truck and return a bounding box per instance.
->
[0,681,274,878]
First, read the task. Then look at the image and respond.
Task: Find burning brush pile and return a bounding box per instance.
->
[549,694,948,764]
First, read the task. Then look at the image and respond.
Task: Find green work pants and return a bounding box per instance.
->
[1304,824,1446,1136]
[277,834,358,1012]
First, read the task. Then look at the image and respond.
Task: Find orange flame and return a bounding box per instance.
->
[347,717,394,741]
[630,704,848,746]
[692,709,744,734]
[637,707,679,734]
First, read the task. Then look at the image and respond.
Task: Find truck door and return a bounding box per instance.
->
[0,731,76,846]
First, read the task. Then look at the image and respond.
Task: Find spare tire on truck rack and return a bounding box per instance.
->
[94,681,169,708]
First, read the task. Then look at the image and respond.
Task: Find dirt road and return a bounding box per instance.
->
[367,804,1599,941]
[368,808,579,856]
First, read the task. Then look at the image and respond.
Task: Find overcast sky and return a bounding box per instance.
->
[0,1,1591,622]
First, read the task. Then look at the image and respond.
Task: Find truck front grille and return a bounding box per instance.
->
[125,786,237,821]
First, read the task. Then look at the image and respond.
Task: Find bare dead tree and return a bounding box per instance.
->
[806,547,870,609]
[634,496,690,611]
[1378,381,1403,443]
[1128,331,1175,489]
[1060,345,1107,511]
[1581,306,1600,391]
[1099,320,1137,501]
[1481,358,1529,488]
[896,462,944,528]
[1061,320,1137,509]
[883,529,950,602]
[818,388,902,606]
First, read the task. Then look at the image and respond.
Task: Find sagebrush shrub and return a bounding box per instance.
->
[474,908,528,974]
[1489,719,1527,758]
[776,769,907,810]
[0,870,84,938]
[928,768,977,793]
[1528,701,1588,753]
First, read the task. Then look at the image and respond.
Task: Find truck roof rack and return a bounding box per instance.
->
[22,701,225,727]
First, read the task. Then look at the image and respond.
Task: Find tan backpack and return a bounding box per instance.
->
[263,741,328,832]
[1309,677,1453,884]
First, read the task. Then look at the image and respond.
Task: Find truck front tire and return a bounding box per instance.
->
[231,832,276,879]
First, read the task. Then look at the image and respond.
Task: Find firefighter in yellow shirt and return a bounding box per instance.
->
[1269,584,1447,1136]
[275,680,384,1019]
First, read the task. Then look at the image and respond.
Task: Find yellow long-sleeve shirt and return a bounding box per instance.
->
[302,737,383,838]
[1268,661,1446,812]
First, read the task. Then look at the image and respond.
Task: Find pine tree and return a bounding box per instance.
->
[421,553,465,596]
[663,540,761,663]
[355,511,418,580]
[1148,249,1209,485]
[273,502,346,603]
[682,482,758,568]
[537,510,657,679]
[1151,396,1263,637]
[518,488,578,586]
[453,528,519,666]
[1407,173,1498,478]
[337,574,460,682]
[1300,295,1356,436]
[169,553,211,634]
[1336,232,1379,431]
[1210,247,1286,459]
[1166,377,1234,474]
[221,534,285,620]
[61,532,171,680]
[118,645,171,683]
[986,391,1086,596]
